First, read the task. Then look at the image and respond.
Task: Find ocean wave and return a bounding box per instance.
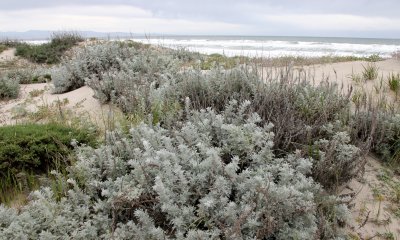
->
[131,38,400,58]
[23,37,400,58]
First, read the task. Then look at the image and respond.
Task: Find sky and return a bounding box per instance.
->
[1,0,400,38]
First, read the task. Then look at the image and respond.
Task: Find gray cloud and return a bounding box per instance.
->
[2,0,399,17]
[1,0,400,37]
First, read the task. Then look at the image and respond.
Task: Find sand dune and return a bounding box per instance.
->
[0,83,120,129]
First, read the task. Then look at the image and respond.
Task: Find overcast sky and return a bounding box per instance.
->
[1,0,400,38]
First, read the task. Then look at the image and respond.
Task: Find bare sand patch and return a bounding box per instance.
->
[309,59,400,238]
[0,48,15,62]
[307,59,400,101]
[343,156,400,239]
[0,83,122,130]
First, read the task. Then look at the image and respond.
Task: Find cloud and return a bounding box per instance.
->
[263,14,400,31]
[0,1,400,37]
[0,5,244,34]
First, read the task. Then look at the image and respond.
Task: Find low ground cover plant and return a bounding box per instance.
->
[0,123,97,203]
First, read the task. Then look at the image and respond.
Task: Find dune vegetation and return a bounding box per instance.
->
[0,33,399,239]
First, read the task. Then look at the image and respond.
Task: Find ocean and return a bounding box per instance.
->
[28,35,400,58]
[129,36,400,58]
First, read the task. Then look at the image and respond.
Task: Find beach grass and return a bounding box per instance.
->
[362,63,379,80]
[388,73,400,97]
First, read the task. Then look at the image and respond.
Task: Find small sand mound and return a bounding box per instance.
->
[0,83,121,129]
[0,48,15,62]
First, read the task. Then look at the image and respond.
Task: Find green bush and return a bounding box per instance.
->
[0,44,7,54]
[15,32,84,64]
[388,73,400,97]
[351,109,400,168]
[373,114,400,166]
[366,54,383,62]
[0,75,19,100]
[0,123,97,201]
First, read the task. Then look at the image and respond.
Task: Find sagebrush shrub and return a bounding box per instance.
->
[0,75,19,99]
[0,102,349,239]
[52,42,138,93]
[86,50,179,113]
[174,67,351,142]
[311,124,360,188]
[5,68,51,84]
[79,48,361,188]
[371,114,400,164]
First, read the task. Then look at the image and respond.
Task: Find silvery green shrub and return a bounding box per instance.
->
[377,114,400,162]
[354,112,400,164]
[169,68,360,188]
[311,123,360,188]
[5,67,51,84]
[0,75,19,99]
[52,42,138,93]
[86,50,179,114]
[0,101,349,239]
[173,67,350,142]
